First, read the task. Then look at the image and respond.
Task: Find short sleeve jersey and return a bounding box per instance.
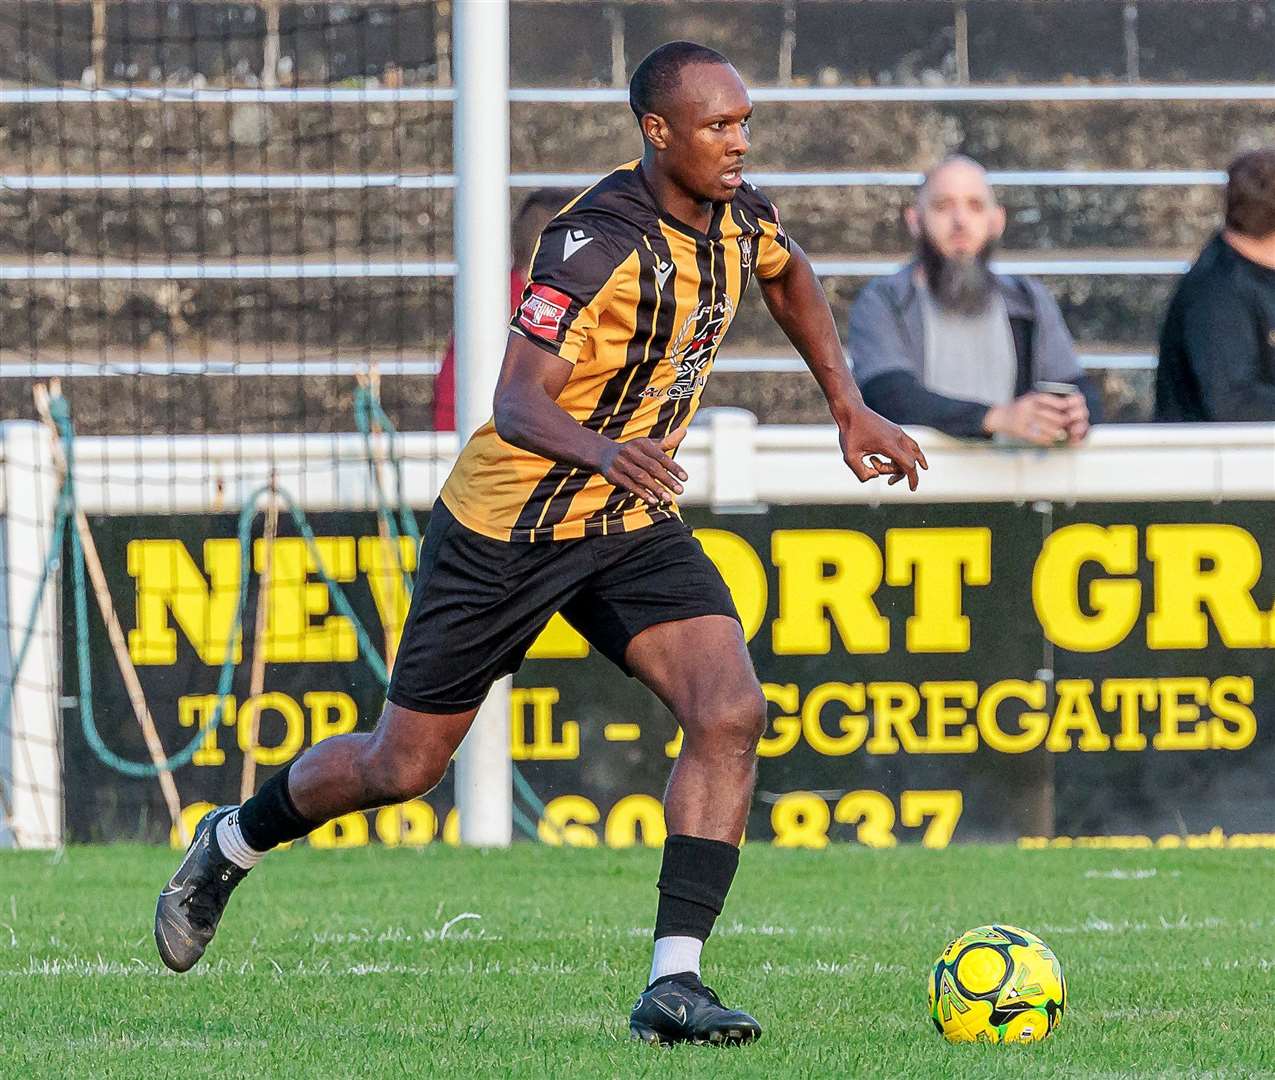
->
[441,160,791,542]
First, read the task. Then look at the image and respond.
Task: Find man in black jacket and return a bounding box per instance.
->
[1156,148,1275,422]
[848,156,1100,443]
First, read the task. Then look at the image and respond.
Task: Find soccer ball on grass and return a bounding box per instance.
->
[929,924,1065,1044]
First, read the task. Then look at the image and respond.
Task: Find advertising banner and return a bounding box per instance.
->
[63,502,1275,849]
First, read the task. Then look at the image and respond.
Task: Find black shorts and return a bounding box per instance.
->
[385,499,741,714]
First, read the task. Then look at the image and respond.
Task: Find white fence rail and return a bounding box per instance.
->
[0,257,1190,280]
[7,84,1275,104]
[24,419,1274,517]
[0,170,1229,191]
[4,353,1157,377]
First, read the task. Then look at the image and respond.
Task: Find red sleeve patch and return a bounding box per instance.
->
[515,283,573,340]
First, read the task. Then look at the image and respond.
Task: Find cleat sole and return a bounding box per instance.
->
[629,1022,761,1047]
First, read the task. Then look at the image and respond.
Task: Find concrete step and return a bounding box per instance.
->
[701,366,1155,425]
[5,96,1273,175]
[0,182,1221,260]
[1,188,453,261]
[0,368,437,435]
[3,1,442,86]
[0,101,453,174]
[0,277,454,356]
[0,362,1152,437]
[8,1,1274,89]
[0,261,1174,356]
[766,185,1220,260]
[730,269,1175,349]
[0,263,1174,356]
[511,99,1275,173]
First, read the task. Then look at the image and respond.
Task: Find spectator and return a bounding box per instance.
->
[847,156,1099,444]
[434,188,575,430]
[1155,148,1275,422]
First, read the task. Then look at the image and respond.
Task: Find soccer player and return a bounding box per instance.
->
[154,40,926,1046]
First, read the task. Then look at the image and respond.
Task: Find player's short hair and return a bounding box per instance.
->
[1225,148,1275,238]
[629,41,732,123]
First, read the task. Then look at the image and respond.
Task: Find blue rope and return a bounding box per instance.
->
[47,393,394,778]
[9,390,550,841]
[354,386,552,836]
[54,395,236,777]
[353,385,420,596]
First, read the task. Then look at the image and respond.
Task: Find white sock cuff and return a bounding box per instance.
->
[216,810,266,869]
[649,934,703,986]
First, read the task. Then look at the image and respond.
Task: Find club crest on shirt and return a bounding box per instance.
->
[516,283,572,340]
[643,296,735,400]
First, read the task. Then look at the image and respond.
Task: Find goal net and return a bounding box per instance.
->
[0,0,462,848]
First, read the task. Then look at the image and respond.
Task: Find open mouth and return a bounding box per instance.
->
[720,166,744,188]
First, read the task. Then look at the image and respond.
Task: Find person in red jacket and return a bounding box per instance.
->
[433,188,576,430]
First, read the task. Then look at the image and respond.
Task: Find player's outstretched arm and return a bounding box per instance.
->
[757,242,928,491]
[493,331,687,506]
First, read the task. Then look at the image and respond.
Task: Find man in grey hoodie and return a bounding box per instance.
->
[847,156,1100,443]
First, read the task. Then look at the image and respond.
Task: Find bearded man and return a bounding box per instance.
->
[848,156,1100,444]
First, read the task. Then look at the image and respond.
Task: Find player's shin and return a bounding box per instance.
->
[235,760,321,861]
[649,834,741,985]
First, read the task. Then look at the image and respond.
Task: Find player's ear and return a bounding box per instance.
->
[642,112,671,151]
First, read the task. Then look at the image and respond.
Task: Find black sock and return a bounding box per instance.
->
[654,833,741,942]
[237,762,319,852]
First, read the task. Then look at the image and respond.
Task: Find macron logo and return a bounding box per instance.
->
[563,228,593,261]
[654,258,674,290]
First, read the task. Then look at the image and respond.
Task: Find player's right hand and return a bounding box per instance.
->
[598,427,688,506]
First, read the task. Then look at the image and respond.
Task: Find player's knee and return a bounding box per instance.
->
[360,746,446,803]
[687,685,767,755]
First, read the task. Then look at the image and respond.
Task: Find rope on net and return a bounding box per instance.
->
[5,385,551,840]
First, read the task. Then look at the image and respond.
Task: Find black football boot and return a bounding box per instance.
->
[630,972,762,1046]
[154,805,249,972]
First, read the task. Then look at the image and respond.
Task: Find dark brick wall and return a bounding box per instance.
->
[0,371,437,434]
[0,2,440,86]
[0,364,1149,435]
[7,0,1265,432]
[4,2,1274,90]
[0,184,1221,262]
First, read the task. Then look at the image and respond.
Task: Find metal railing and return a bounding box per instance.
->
[6,353,1156,377]
[6,84,1275,104]
[0,257,1191,280]
[1,169,1228,190]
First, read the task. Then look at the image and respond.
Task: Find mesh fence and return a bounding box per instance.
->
[1,1,460,847]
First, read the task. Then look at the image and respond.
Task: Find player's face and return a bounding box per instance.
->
[660,63,752,202]
[909,162,1006,259]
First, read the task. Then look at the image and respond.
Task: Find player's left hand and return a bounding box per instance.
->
[838,405,928,491]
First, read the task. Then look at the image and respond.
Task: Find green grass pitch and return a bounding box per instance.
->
[1,844,1272,1078]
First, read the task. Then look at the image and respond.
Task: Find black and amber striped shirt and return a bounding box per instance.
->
[441,160,791,542]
